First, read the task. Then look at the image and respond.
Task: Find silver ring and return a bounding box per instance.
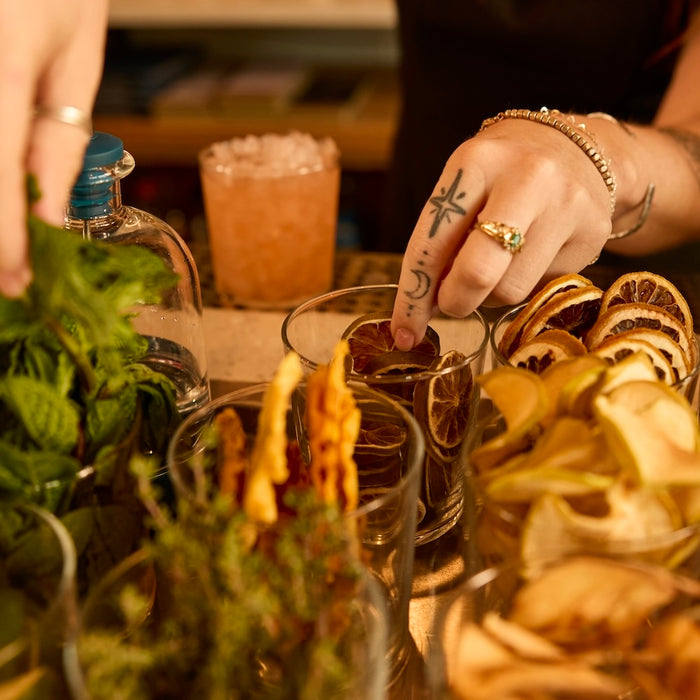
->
[34,105,92,134]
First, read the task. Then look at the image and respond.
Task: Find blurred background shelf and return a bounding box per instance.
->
[94,66,399,171]
[109,0,397,29]
[100,1,401,250]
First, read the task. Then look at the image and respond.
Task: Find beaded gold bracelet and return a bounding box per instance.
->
[479,107,618,215]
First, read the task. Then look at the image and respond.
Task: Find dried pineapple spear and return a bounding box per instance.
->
[215,407,248,499]
[305,340,361,513]
[244,352,303,524]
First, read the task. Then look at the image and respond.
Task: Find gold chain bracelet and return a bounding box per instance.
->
[479,107,618,215]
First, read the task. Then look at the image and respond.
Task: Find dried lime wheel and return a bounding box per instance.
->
[414,349,474,461]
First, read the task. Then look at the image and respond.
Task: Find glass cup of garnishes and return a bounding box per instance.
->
[0,504,78,697]
[281,283,489,546]
[430,554,700,700]
[166,380,422,687]
[464,354,700,582]
[489,269,700,406]
[168,342,424,697]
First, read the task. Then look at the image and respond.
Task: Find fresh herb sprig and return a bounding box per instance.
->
[77,456,370,700]
[0,183,182,590]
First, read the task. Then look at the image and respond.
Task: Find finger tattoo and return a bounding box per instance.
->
[403,250,432,316]
[428,168,467,237]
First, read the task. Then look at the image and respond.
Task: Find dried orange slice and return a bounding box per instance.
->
[600,271,694,339]
[362,349,435,403]
[414,349,474,461]
[507,329,587,374]
[356,419,406,455]
[343,313,440,373]
[519,285,604,345]
[591,329,685,385]
[585,302,696,372]
[498,273,593,357]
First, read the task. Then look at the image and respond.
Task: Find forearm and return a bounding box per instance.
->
[596,116,700,256]
[600,16,700,255]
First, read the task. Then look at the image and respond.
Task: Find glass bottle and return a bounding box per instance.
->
[65,131,210,417]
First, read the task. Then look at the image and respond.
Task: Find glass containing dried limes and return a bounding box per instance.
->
[430,554,700,700]
[281,284,489,545]
[490,271,700,405]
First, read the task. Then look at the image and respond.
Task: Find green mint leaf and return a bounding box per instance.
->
[0,375,80,454]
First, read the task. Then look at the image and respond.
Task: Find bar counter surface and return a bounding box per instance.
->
[195,245,700,698]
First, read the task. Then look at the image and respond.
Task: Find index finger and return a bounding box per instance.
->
[391,165,503,350]
[0,51,34,296]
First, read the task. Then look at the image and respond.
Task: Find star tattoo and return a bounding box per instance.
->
[428,168,467,237]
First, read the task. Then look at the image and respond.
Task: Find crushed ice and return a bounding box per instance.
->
[201,131,338,177]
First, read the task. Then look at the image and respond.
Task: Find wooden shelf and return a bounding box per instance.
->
[108,0,397,29]
[94,112,396,171]
[94,68,399,171]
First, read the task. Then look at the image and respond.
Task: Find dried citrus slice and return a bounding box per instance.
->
[591,330,679,385]
[342,313,440,373]
[585,302,696,371]
[362,349,435,404]
[519,285,604,345]
[498,273,593,357]
[413,349,474,461]
[600,271,694,339]
[507,329,587,374]
[356,420,405,455]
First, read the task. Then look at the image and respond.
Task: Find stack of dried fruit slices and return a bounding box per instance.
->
[495,271,697,387]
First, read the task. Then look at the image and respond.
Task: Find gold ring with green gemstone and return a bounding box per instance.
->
[474,220,524,254]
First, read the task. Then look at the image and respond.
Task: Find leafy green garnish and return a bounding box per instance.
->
[78,458,372,700]
[0,184,182,599]
[0,195,180,510]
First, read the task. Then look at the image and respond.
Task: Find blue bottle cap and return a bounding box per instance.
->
[82,132,124,168]
[69,132,128,218]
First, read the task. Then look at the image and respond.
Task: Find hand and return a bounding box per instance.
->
[390,118,613,351]
[0,0,109,297]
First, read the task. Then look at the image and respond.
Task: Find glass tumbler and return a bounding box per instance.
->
[167,382,424,686]
[281,283,489,545]
[199,131,340,309]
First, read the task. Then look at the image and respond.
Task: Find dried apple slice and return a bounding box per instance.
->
[509,556,685,646]
[596,350,660,395]
[539,354,608,426]
[484,417,615,503]
[470,367,548,472]
[520,487,684,575]
[593,384,700,486]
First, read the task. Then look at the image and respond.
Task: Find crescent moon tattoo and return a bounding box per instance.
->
[404,268,431,300]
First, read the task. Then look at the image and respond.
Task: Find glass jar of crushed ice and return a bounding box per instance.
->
[65,132,210,417]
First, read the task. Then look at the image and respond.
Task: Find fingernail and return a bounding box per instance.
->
[394,327,415,352]
[0,268,31,298]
